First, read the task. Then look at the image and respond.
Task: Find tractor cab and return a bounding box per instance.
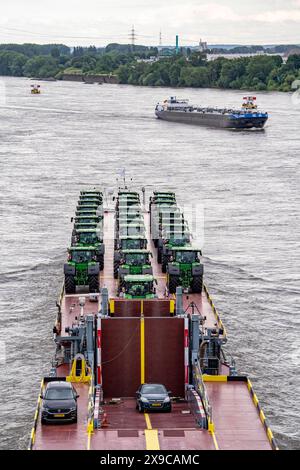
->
[150,192,176,206]
[72,215,103,224]
[79,195,103,204]
[77,201,102,209]
[161,228,191,245]
[72,228,103,245]
[116,236,148,251]
[72,229,104,269]
[120,275,157,299]
[118,190,140,198]
[116,213,144,228]
[159,219,189,235]
[153,191,176,198]
[117,249,153,278]
[75,209,101,217]
[64,246,100,294]
[80,190,102,197]
[158,229,192,269]
[167,247,203,294]
[117,222,146,237]
[72,222,101,233]
[117,202,141,211]
[172,248,201,264]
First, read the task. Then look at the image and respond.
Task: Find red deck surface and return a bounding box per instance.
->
[205,381,271,450]
[33,382,89,450]
[60,294,99,336]
[90,399,216,450]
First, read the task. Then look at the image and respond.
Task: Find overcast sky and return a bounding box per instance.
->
[0,0,299,46]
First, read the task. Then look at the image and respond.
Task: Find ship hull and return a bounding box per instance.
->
[155,110,268,129]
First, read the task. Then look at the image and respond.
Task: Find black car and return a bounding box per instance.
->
[41,381,79,424]
[136,383,172,412]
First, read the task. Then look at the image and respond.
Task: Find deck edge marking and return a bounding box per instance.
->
[28,379,44,450]
[246,378,279,450]
[211,430,219,450]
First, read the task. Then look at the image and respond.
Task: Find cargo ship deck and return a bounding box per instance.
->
[29,197,277,451]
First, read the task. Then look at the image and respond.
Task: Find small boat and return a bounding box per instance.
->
[31,85,41,95]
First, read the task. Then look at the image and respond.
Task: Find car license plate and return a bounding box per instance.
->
[54,414,65,417]
[151,403,161,407]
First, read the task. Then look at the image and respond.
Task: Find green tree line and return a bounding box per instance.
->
[0,43,299,92]
[117,53,300,92]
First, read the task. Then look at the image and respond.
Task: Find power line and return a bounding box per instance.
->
[0,25,129,41]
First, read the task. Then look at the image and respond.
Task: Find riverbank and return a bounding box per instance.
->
[1,45,299,93]
[61,73,118,84]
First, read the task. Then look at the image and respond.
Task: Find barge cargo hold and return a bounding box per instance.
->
[28,189,278,451]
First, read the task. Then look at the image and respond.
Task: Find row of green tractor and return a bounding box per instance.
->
[150,191,203,294]
[114,191,157,299]
[64,190,105,294]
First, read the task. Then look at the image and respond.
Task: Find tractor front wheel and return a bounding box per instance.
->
[65,275,76,294]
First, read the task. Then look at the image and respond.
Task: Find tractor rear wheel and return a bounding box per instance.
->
[157,246,162,264]
[98,254,104,271]
[192,275,203,293]
[168,275,179,294]
[113,259,120,279]
[88,275,99,293]
[161,255,168,273]
[65,275,76,294]
[114,253,120,279]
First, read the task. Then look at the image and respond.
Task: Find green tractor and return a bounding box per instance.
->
[72,228,105,270]
[64,247,100,294]
[153,217,188,247]
[150,202,179,238]
[75,208,101,217]
[150,191,176,205]
[80,190,102,197]
[158,229,192,270]
[77,201,102,209]
[114,249,153,279]
[117,202,141,213]
[79,191,103,201]
[116,213,144,230]
[119,275,157,299]
[167,247,203,294]
[115,235,148,252]
[116,221,146,239]
[72,215,103,235]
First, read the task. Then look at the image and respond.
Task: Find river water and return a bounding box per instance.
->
[0,76,299,450]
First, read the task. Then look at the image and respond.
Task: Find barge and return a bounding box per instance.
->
[28,188,278,451]
[155,96,268,129]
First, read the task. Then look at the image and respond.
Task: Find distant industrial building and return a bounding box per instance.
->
[198,39,208,52]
